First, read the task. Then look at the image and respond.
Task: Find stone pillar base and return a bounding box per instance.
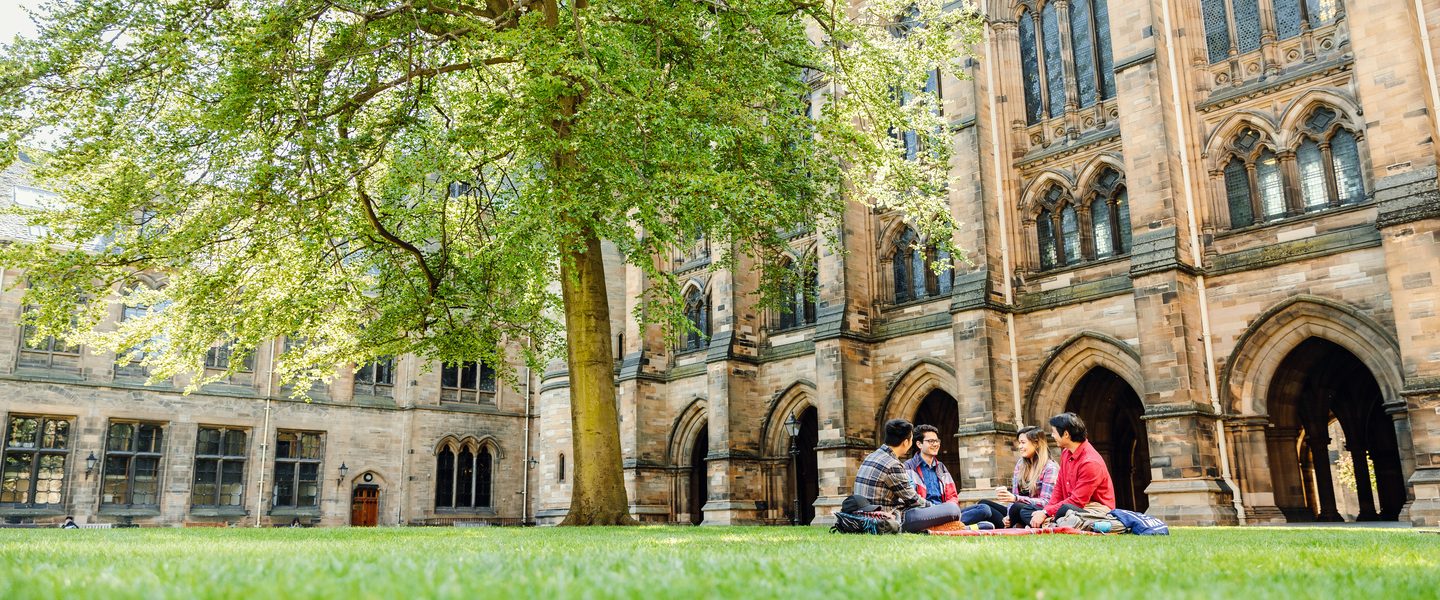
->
[627,504,670,524]
[1405,467,1440,527]
[810,494,845,526]
[701,501,764,525]
[1144,478,1239,526]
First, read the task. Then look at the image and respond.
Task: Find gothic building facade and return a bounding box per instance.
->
[3,0,1439,528]
[528,0,1440,527]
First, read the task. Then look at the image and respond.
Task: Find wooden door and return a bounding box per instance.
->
[350,485,379,527]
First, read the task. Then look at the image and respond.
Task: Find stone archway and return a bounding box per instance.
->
[1265,338,1405,522]
[791,407,819,525]
[687,425,709,526]
[1221,296,1409,524]
[912,390,962,483]
[1064,367,1150,512]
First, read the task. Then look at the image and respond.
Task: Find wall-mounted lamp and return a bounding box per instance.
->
[337,462,349,486]
[526,457,538,470]
[84,452,98,478]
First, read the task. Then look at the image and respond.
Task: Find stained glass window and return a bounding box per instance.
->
[1307,0,1340,25]
[1256,149,1286,220]
[1115,188,1131,253]
[1061,205,1081,265]
[1071,0,1097,109]
[1297,139,1328,209]
[1234,0,1263,54]
[1331,129,1364,204]
[1275,0,1304,40]
[1203,0,1232,64]
[1042,2,1067,118]
[1092,197,1114,258]
[1225,159,1253,227]
[1038,210,1058,270]
[1019,12,1044,125]
[1094,0,1116,100]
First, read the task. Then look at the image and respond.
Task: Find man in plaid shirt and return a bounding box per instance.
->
[852,419,962,532]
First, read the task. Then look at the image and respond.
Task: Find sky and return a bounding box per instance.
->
[1,1,41,45]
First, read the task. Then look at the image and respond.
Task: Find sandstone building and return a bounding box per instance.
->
[4,0,1439,528]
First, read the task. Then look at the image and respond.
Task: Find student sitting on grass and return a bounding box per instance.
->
[903,425,958,506]
[1024,412,1116,529]
[958,425,1059,529]
[853,419,962,532]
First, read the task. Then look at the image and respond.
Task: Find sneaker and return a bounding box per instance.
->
[965,522,994,531]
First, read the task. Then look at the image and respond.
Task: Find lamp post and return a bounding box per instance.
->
[785,414,801,526]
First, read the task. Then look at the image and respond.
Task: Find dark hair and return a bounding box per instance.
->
[913,424,940,444]
[1048,412,1087,443]
[883,419,915,447]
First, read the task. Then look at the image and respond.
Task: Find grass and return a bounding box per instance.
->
[1,526,1435,599]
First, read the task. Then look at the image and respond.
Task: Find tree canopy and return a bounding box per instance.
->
[0,0,978,524]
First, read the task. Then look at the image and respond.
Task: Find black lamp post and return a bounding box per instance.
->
[785,414,801,526]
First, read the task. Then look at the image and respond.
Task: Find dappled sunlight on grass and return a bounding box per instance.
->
[0,526,1434,599]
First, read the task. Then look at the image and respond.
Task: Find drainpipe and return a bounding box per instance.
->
[254,339,277,527]
[521,357,533,525]
[982,21,1026,426]
[1158,0,1246,524]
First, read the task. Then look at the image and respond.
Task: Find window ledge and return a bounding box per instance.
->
[766,323,817,335]
[1212,200,1373,241]
[1029,252,1131,279]
[97,507,161,517]
[0,506,65,517]
[879,293,954,313]
[268,507,321,517]
[674,346,707,358]
[433,508,498,516]
[190,507,248,518]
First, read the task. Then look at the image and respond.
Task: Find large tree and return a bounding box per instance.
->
[0,0,976,525]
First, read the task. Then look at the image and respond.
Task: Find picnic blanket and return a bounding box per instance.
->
[926,521,1099,536]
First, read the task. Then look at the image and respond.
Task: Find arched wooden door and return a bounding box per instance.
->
[351,485,380,527]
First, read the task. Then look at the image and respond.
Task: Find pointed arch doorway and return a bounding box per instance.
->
[1064,367,1150,512]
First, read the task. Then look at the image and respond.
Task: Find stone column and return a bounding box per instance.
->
[1227,417,1285,523]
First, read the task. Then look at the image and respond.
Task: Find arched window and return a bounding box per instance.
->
[1202,0,1343,64]
[435,441,495,510]
[1035,185,1083,270]
[476,447,493,508]
[1220,127,1288,227]
[1037,208,1058,270]
[891,228,951,303]
[1040,2,1066,119]
[1088,167,1130,259]
[681,286,709,351]
[1019,9,1044,125]
[558,453,566,483]
[456,447,475,507]
[435,447,455,508]
[777,256,819,330]
[1019,0,1115,126]
[892,228,921,303]
[1293,105,1366,209]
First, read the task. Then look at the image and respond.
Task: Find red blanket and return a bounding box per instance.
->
[927,522,1098,536]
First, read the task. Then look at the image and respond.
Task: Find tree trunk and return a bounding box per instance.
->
[558,225,635,526]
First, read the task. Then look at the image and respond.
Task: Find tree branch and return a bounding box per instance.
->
[319,59,510,120]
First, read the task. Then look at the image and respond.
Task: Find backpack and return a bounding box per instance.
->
[830,511,900,535]
[1056,510,1126,534]
[1110,509,1170,535]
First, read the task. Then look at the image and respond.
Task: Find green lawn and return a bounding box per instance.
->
[1,526,1435,599]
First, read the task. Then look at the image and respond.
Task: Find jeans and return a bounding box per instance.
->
[901,502,962,532]
[1011,502,1105,527]
[960,499,1009,528]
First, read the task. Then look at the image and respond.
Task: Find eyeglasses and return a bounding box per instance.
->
[920,438,941,445]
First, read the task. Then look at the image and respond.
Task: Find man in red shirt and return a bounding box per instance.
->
[1028,412,1117,528]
